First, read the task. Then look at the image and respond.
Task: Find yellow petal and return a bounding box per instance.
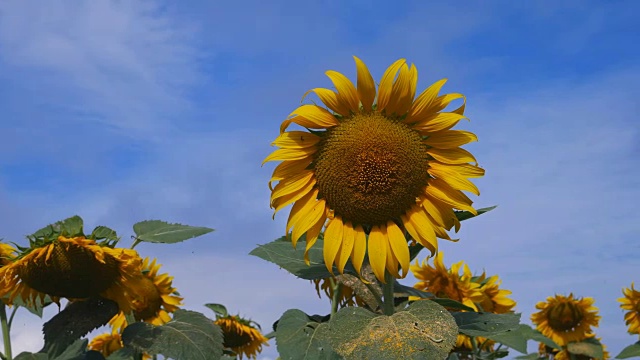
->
[421,193,457,230]
[280,105,339,133]
[383,231,398,278]
[425,178,477,214]
[405,207,438,255]
[433,162,485,178]
[285,189,318,235]
[385,63,414,116]
[271,131,321,149]
[325,70,360,114]
[353,56,376,112]
[386,221,410,278]
[269,158,312,190]
[351,224,367,275]
[302,88,351,117]
[291,198,327,248]
[377,59,406,111]
[271,170,314,201]
[271,177,316,216]
[428,165,480,196]
[336,221,355,274]
[413,112,467,133]
[406,79,447,123]
[427,147,477,165]
[304,210,328,265]
[424,130,478,149]
[401,213,429,253]
[323,216,344,274]
[262,147,315,165]
[408,64,418,102]
[434,93,466,115]
[368,225,388,282]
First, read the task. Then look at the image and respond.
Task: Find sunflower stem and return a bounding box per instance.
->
[329,277,341,318]
[362,281,384,310]
[470,336,478,359]
[130,238,142,249]
[6,308,17,330]
[0,304,12,360]
[382,272,395,316]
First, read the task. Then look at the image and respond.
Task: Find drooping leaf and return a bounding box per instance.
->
[204,303,228,318]
[485,324,532,354]
[566,338,604,359]
[250,235,358,280]
[452,312,520,337]
[42,297,119,358]
[121,309,223,360]
[275,309,341,360]
[616,342,640,359]
[132,220,214,244]
[326,299,458,359]
[51,339,89,360]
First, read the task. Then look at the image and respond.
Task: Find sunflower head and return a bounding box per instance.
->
[531,293,600,346]
[265,57,483,282]
[410,251,484,311]
[215,315,269,360]
[0,242,16,267]
[89,332,151,359]
[474,272,516,314]
[619,282,640,335]
[109,257,183,332]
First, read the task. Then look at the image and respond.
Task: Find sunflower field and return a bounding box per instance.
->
[1,57,639,360]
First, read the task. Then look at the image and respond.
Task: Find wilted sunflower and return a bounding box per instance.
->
[474,272,516,314]
[411,251,484,311]
[618,282,640,335]
[313,276,366,308]
[109,257,183,332]
[531,294,600,346]
[215,315,269,360]
[0,236,142,308]
[264,56,483,282]
[88,332,150,359]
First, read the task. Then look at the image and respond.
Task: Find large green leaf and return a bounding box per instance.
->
[326,299,458,359]
[616,342,640,359]
[275,309,341,360]
[567,337,604,359]
[250,236,357,280]
[51,339,89,360]
[9,294,53,318]
[132,220,214,244]
[13,353,48,360]
[121,309,223,360]
[452,312,520,337]
[485,324,533,354]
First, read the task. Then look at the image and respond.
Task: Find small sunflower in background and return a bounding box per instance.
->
[473,272,516,314]
[618,282,640,335]
[0,234,142,309]
[312,276,368,308]
[410,251,484,311]
[88,332,150,359]
[453,334,494,353]
[214,314,269,360]
[531,293,600,347]
[264,56,483,282]
[537,338,609,360]
[109,257,183,332]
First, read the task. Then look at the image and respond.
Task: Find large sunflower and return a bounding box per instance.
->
[410,251,484,311]
[108,257,183,332]
[215,315,269,360]
[618,282,640,335]
[264,57,483,282]
[474,272,516,314]
[531,294,600,346]
[0,236,142,309]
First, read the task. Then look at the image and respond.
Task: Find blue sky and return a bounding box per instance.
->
[0,0,638,358]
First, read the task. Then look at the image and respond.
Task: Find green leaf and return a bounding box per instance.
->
[567,337,604,359]
[51,339,89,360]
[106,348,136,360]
[452,312,520,337]
[514,353,540,360]
[29,215,85,242]
[275,309,341,360]
[42,297,119,357]
[13,353,48,360]
[393,281,434,299]
[9,294,53,318]
[485,324,532,354]
[429,298,476,312]
[121,309,223,360]
[250,236,357,280]
[90,226,118,242]
[132,220,214,244]
[616,342,640,359]
[204,303,228,318]
[326,299,458,359]
[522,325,560,350]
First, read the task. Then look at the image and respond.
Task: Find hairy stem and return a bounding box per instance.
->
[0,304,12,360]
[330,277,341,318]
[382,272,395,316]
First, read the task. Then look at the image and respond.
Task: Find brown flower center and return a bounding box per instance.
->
[547,301,584,332]
[314,113,429,225]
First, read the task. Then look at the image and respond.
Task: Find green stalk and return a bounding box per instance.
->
[470,336,478,360]
[0,304,12,360]
[362,281,384,309]
[330,278,341,318]
[130,238,142,249]
[382,272,395,316]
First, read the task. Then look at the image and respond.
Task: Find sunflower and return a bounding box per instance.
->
[474,272,516,314]
[618,282,640,335]
[411,251,484,310]
[0,242,16,267]
[550,339,609,360]
[531,294,600,347]
[454,334,494,352]
[312,276,367,308]
[215,315,269,360]
[264,57,483,282]
[109,257,183,332]
[88,332,151,359]
[0,236,142,309]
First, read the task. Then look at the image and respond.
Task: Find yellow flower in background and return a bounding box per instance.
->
[410,251,484,311]
[551,338,609,360]
[474,272,516,314]
[618,282,640,335]
[109,257,183,332]
[453,334,494,352]
[215,315,269,360]
[264,56,483,282]
[531,294,600,347]
[312,277,366,308]
[88,332,150,359]
[0,236,142,308]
